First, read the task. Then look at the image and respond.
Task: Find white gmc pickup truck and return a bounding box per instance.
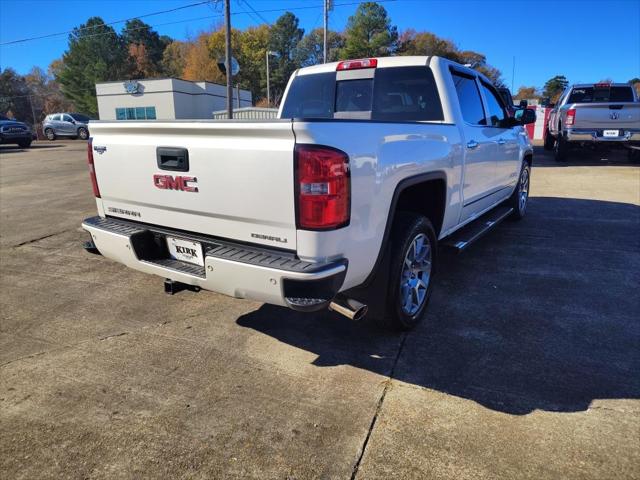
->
[82,56,535,330]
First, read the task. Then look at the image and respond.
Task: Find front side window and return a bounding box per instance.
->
[452,71,486,125]
[62,114,73,122]
[480,82,507,127]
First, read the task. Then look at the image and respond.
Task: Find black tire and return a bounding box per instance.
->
[507,161,530,220]
[628,148,640,164]
[17,140,32,148]
[554,132,568,162]
[379,212,437,331]
[44,128,56,141]
[543,130,555,151]
[77,127,89,140]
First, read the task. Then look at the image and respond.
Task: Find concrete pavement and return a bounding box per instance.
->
[1,141,638,479]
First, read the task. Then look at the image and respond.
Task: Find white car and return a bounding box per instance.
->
[82,56,535,330]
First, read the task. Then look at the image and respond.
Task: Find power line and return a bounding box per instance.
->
[0,0,212,46]
[1,0,396,47]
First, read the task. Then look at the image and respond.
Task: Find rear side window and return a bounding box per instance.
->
[372,66,443,121]
[280,72,335,119]
[280,66,443,122]
[568,86,634,103]
[452,71,486,125]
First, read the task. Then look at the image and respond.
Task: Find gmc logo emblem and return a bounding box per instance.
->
[153,174,198,192]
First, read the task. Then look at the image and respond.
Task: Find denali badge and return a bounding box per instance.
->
[93,145,107,154]
[251,233,288,243]
[153,174,198,192]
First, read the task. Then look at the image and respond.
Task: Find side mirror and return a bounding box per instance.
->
[519,108,536,125]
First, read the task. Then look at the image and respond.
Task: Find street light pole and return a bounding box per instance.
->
[224,0,233,119]
[266,50,274,107]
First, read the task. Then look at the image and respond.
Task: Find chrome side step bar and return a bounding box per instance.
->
[441,206,513,253]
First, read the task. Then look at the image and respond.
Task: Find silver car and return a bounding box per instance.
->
[43,113,91,141]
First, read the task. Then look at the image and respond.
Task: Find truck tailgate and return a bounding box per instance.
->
[89,120,298,249]
[572,103,640,130]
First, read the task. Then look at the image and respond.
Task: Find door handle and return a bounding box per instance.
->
[466,140,479,149]
[497,139,506,145]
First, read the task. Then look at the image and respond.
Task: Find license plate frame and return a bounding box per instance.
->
[166,236,204,266]
[603,129,620,137]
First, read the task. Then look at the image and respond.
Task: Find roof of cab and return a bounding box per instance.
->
[293,55,491,84]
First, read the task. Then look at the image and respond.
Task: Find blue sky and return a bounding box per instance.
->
[1,0,639,89]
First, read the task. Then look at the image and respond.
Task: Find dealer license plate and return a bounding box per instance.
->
[166,236,204,266]
[603,130,620,137]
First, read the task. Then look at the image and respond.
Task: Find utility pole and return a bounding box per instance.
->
[224,0,233,119]
[323,0,328,63]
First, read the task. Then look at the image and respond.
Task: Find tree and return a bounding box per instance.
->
[542,75,569,102]
[236,25,271,103]
[121,19,169,76]
[341,2,398,58]
[162,41,189,78]
[268,12,304,101]
[182,32,224,82]
[514,86,539,101]
[297,28,344,66]
[397,30,458,60]
[56,17,131,116]
[629,77,640,98]
[0,68,32,122]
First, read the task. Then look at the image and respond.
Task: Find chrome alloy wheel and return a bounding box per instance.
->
[400,233,432,315]
[518,165,530,214]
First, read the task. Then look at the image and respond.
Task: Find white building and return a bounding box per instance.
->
[96,78,252,120]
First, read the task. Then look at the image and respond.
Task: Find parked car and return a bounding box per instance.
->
[0,115,33,148]
[81,56,536,330]
[545,82,640,161]
[42,113,91,141]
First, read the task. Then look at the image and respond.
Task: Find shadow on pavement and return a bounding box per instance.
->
[238,197,640,415]
[533,145,638,167]
[0,144,65,153]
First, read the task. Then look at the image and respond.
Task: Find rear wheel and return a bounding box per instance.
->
[543,130,555,150]
[380,212,437,331]
[554,132,569,162]
[45,128,56,141]
[628,148,640,164]
[17,139,32,148]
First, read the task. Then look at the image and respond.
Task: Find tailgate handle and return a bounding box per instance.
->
[157,147,189,172]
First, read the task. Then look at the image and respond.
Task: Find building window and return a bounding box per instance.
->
[115,106,156,120]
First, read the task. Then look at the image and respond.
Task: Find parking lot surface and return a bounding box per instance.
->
[1,141,639,479]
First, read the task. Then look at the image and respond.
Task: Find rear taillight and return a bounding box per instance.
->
[296,144,350,230]
[565,108,576,126]
[87,138,100,198]
[336,58,377,71]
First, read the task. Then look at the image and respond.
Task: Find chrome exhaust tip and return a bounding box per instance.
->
[329,296,368,321]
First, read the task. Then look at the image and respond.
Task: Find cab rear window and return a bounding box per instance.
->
[280,66,444,122]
